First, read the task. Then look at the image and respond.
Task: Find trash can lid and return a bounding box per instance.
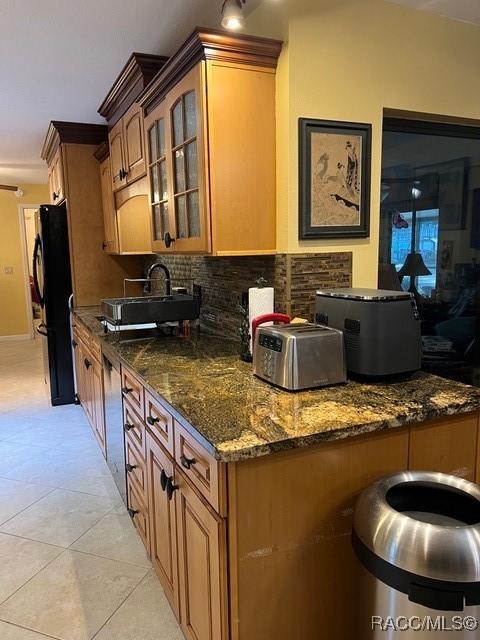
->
[353,471,480,584]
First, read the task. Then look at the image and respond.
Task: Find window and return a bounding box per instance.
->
[379,119,480,387]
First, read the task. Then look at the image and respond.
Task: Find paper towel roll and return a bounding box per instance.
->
[248,286,274,350]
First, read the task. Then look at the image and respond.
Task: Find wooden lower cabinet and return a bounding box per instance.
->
[90,357,106,456]
[409,413,478,480]
[146,429,180,618]
[127,478,150,551]
[72,326,106,458]
[176,472,228,640]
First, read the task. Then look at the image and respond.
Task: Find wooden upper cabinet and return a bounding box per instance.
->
[109,119,127,191]
[99,156,119,254]
[140,29,282,256]
[48,147,65,204]
[123,103,146,182]
[109,103,147,192]
[99,53,168,195]
[115,177,152,254]
[144,101,174,253]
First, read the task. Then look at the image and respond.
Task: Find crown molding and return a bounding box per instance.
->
[41,121,109,164]
[139,27,283,115]
[93,140,110,163]
[98,52,169,125]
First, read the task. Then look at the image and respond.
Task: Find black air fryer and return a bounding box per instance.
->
[315,288,421,377]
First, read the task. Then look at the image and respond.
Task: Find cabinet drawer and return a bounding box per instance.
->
[175,422,226,516]
[73,321,90,347]
[127,479,150,552]
[121,366,144,418]
[90,337,102,363]
[145,391,174,457]
[126,437,147,500]
[123,399,146,459]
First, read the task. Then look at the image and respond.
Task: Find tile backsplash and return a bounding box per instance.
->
[145,252,352,340]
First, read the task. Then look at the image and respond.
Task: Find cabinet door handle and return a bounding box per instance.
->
[124,423,134,432]
[166,476,178,501]
[122,386,133,394]
[160,469,168,491]
[126,463,137,473]
[127,508,139,518]
[146,415,159,426]
[52,191,58,201]
[84,358,92,369]
[180,454,196,470]
[163,232,175,248]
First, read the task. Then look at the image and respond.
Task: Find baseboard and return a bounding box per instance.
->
[0,333,33,342]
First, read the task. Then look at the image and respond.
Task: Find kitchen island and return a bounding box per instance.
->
[73,309,480,640]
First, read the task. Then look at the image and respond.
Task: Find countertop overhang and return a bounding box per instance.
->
[75,308,480,463]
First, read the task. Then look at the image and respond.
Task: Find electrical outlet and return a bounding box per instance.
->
[3,266,13,275]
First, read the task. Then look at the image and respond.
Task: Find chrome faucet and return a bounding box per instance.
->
[144,262,171,296]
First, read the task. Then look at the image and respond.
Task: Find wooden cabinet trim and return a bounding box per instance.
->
[126,437,147,499]
[123,399,146,459]
[145,390,175,457]
[139,28,282,116]
[121,366,145,419]
[175,421,226,517]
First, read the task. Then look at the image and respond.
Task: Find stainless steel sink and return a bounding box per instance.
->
[101,294,200,326]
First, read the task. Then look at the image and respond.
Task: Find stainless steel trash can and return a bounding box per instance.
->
[353,471,480,638]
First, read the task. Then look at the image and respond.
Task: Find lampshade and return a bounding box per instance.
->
[397,252,431,279]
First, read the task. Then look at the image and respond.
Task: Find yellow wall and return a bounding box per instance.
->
[246,0,480,285]
[0,184,49,337]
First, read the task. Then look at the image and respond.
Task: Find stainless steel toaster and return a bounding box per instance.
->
[253,323,347,391]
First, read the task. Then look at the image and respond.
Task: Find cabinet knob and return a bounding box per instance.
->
[166,476,178,501]
[102,241,108,250]
[180,454,196,470]
[160,469,168,491]
[146,415,159,426]
[127,508,139,518]
[84,358,92,369]
[124,423,134,432]
[72,339,78,349]
[52,191,58,201]
[126,463,137,473]
[163,232,175,248]
[122,386,133,394]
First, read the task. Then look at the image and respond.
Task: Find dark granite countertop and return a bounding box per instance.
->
[74,307,480,463]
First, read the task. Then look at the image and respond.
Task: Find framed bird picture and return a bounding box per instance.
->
[299,118,371,239]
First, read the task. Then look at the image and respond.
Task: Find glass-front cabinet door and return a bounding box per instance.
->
[145,101,174,253]
[145,63,210,254]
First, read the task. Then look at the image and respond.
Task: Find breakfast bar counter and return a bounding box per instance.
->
[74,307,480,462]
[73,308,480,640]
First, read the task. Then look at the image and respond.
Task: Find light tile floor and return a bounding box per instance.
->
[0,337,183,640]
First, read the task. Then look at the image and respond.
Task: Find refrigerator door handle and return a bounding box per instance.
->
[32,233,45,308]
[37,322,48,337]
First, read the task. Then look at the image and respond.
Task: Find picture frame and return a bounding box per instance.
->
[299,118,371,240]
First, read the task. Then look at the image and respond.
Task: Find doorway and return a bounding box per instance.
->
[19,205,41,338]
[378,118,480,386]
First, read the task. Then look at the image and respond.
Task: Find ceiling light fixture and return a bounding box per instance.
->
[221,0,246,30]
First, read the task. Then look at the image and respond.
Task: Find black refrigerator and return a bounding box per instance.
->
[33,204,75,406]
